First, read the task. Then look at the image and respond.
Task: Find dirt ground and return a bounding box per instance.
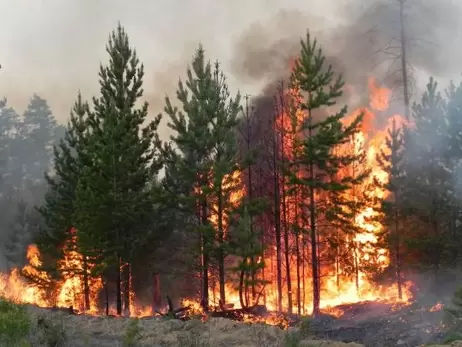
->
[21,303,462,347]
[24,305,365,347]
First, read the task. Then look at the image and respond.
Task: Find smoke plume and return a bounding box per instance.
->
[0,0,461,140]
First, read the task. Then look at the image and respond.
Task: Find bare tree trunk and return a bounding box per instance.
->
[217,184,226,305]
[152,272,161,312]
[273,120,283,313]
[201,201,210,312]
[398,0,411,120]
[307,118,320,317]
[295,223,301,315]
[83,256,90,311]
[116,255,122,315]
[123,262,131,317]
[104,276,109,316]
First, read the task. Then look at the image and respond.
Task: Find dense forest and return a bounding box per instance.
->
[2,22,462,319]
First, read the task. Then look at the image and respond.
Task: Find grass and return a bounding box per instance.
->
[0,298,31,346]
[0,297,69,347]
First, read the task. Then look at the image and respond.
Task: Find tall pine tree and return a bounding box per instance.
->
[33,94,90,302]
[289,31,365,316]
[74,23,163,316]
[402,78,452,282]
[375,117,406,298]
[161,46,241,309]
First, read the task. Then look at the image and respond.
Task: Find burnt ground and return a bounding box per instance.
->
[308,301,448,347]
[18,300,456,346]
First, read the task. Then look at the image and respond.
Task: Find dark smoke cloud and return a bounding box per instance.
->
[231,0,462,103]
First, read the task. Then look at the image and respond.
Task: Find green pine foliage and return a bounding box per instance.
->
[287,31,367,315]
[228,205,268,308]
[160,45,242,305]
[33,94,89,285]
[402,78,453,275]
[73,23,164,314]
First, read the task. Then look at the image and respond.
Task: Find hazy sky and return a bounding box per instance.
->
[0,1,338,119]
[0,0,460,137]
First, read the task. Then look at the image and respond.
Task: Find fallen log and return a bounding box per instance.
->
[155,295,191,321]
[209,304,268,320]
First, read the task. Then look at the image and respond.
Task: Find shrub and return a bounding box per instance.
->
[123,318,142,347]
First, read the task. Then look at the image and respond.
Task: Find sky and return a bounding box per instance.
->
[0,0,461,139]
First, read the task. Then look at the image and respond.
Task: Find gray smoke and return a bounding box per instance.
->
[230,0,462,105]
[0,0,460,139]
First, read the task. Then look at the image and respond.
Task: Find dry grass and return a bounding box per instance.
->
[0,304,372,346]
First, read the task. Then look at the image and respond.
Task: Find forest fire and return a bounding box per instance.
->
[0,74,412,324]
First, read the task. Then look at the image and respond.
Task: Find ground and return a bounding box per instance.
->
[1,301,461,346]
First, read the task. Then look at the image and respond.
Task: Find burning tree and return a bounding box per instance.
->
[284,31,368,316]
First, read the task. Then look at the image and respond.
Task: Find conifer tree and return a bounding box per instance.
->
[402,78,451,280]
[375,117,406,298]
[33,94,90,302]
[73,23,162,315]
[228,205,268,308]
[161,46,241,308]
[444,81,462,254]
[289,31,365,316]
[21,94,58,183]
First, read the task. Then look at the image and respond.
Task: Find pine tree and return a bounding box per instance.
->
[289,31,365,316]
[228,205,268,308]
[33,94,89,300]
[5,200,33,269]
[21,94,57,183]
[402,78,452,282]
[375,117,406,298]
[0,101,21,193]
[444,80,462,259]
[74,23,163,316]
[236,96,269,306]
[161,45,241,309]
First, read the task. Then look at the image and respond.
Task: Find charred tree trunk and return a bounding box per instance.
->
[273,110,283,313]
[239,257,248,309]
[217,184,226,305]
[308,119,320,317]
[398,0,411,120]
[104,276,109,316]
[295,224,301,315]
[277,82,293,313]
[336,229,341,291]
[244,97,257,300]
[394,207,402,299]
[201,201,210,312]
[123,262,131,316]
[152,272,161,311]
[116,255,122,315]
[83,256,90,311]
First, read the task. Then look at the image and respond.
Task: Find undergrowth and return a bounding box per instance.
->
[0,297,31,346]
[0,297,69,347]
[122,318,143,347]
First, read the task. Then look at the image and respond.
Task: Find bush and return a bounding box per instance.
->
[0,298,31,346]
[123,318,142,347]
[298,316,313,338]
